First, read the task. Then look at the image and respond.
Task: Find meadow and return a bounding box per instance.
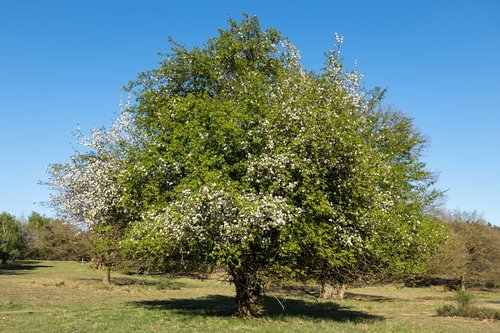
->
[1,261,499,332]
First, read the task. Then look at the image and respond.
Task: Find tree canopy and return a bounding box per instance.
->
[47,15,443,317]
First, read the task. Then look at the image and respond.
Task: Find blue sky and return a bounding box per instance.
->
[1,1,499,225]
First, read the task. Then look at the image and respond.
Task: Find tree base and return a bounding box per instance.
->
[103,267,111,285]
[232,272,264,318]
[320,282,346,300]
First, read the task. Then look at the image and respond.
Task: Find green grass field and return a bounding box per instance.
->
[1,261,499,332]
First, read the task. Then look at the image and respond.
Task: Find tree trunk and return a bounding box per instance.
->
[458,275,466,291]
[320,282,346,300]
[232,271,263,318]
[103,266,111,285]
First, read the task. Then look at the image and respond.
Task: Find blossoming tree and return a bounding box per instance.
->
[46,109,140,284]
[118,15,443,317]
[47,15,443,316]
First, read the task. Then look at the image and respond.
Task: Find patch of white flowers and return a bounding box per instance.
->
[47,108,138,227]
[128,185,299,252]
[324,33,367,110]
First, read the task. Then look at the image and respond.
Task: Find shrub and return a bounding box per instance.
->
[436,291,500,320]
[485,280,498,289]
[436,304,456,317]
[454,290,476,314]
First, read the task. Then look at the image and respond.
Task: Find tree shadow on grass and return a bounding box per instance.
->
[486,299,500,305]
[131,295,384,323]
[344,292,398,302]
[0,261,53,275]
[77,276,186,290]
[113,276,187,290]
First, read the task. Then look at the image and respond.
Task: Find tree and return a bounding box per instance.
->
[428,210,500,290]
[46,109,140,284]
[121,15,443,317]
[24,212,91,261]
[24,212,51,259]
[0,212,24,264]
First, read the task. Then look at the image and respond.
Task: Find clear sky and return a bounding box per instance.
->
[1,1,499,225]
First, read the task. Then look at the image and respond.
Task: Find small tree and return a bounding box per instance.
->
[46,109,139,283]
[122,15,443,317]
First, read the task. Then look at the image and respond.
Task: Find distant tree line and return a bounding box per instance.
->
[0,211,91,263]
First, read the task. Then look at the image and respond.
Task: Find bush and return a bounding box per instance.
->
[436,291,500,320]
[454,290,476,314]
[485,280,498,289]
[436,304,456,317]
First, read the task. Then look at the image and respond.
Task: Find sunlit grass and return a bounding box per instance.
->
[1,261,499,332]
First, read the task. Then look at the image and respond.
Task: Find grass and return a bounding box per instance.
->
[0,261,499,332]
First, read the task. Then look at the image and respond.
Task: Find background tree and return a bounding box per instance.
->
[25,212,91,261]
[427,210,500,289]
[122,15,443,317]
[0,212,24,264]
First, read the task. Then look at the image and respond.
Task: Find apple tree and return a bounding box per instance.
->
[120,15,443,317]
